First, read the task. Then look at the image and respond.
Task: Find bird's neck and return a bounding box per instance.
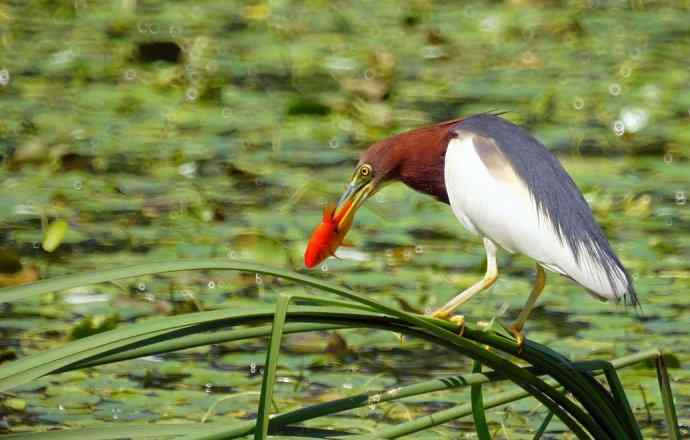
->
[394,124,455,204]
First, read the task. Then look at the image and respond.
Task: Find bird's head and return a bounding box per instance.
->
[332,138,402,231]
[305,120,455,268]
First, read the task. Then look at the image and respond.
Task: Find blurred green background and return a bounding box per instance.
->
[0,0,688,437]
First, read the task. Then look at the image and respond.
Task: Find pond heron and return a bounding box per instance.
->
[306,113,638,346]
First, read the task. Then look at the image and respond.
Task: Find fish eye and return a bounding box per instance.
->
[359,164,372,178]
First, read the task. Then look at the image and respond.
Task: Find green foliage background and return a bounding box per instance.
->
[0,0,688,437]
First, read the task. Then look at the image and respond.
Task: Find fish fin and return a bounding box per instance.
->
[323,202,336,221]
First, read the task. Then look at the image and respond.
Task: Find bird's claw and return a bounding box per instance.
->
[430,311,465,336]
[509,325,526,352]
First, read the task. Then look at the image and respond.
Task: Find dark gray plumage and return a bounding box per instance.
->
[452,114,638,306]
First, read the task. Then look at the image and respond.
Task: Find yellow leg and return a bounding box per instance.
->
[509,264,546,348]
[430,238,499,331]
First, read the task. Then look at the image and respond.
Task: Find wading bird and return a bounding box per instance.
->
[305,113,638,345]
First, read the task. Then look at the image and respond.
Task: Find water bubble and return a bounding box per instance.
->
[480,16,498,32]
[619,65,632,78]
[137,22,147,33]
[329,138,338,149]
[33,241,40,249]
[208,281,216,289]
[111,407,121,420]
[573,97,584,110]
[58,404,64,411]
[342,383,353,389]
[620,107,649,133]
[403,249,412,260]
[178,161,198,178]
[385,249,394,257]
[613,120,625,136]
[137,283,146,292]
[169,25,181,37]
[629,47,643,59]
[222,107,232,119]
[363,69,373,80]
[0,69,10,87]
[609,83,621,96]
[227,249,238,259]
[675,191,687,205]
[149,23,159,34]
[663,152,673,164]
[423,46,444,59]
[73,180,82,190]
[320,263,328,272]
[204,383,213,393]
[250,361,257,374]
[185,88,199,101]
[124,69,137,81]
[415,244,424,254]
[255,273,263,285]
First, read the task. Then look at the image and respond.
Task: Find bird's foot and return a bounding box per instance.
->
[430,310,465,336]
[508,324,526,352]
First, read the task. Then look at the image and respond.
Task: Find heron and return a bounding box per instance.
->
[305,113,638,345]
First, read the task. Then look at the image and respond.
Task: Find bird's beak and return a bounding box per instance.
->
[334,177,375,231]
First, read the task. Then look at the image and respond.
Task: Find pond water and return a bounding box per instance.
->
[0,1,688,438]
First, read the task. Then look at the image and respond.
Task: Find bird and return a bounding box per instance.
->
[305,112,638,346]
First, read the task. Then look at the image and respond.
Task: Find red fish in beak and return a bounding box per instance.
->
[304,166,376,269]
[304,201,354,268]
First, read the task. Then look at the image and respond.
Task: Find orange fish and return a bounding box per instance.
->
[304,201,353,268]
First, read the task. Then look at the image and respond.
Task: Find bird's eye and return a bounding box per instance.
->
[359,164,372,178]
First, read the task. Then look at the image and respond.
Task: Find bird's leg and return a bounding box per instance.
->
[509,264,546,348]
[430,238,498,333]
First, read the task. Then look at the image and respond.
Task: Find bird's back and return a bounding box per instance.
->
[444,114,638,306]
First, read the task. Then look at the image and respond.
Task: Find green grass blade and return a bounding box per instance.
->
[255,294,290,440]
[471,360,492,440]
[0,422,236,439]
[532,410,554,440]
[656,354,681,440]
[67,323,347,370]
[602,364,643,439]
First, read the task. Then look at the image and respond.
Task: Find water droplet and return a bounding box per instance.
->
[613,120,625,136]
[609,83,621,96]
[620,107,649,133]
[329,138,338,149]
[0,69,10,87]
[185,88,198,101]
[178,162,198,178]
[415,245,424,254]
[208,280,216,289]
[320,264,328,272]
[675,191,687,205]
[137,283,146,292]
